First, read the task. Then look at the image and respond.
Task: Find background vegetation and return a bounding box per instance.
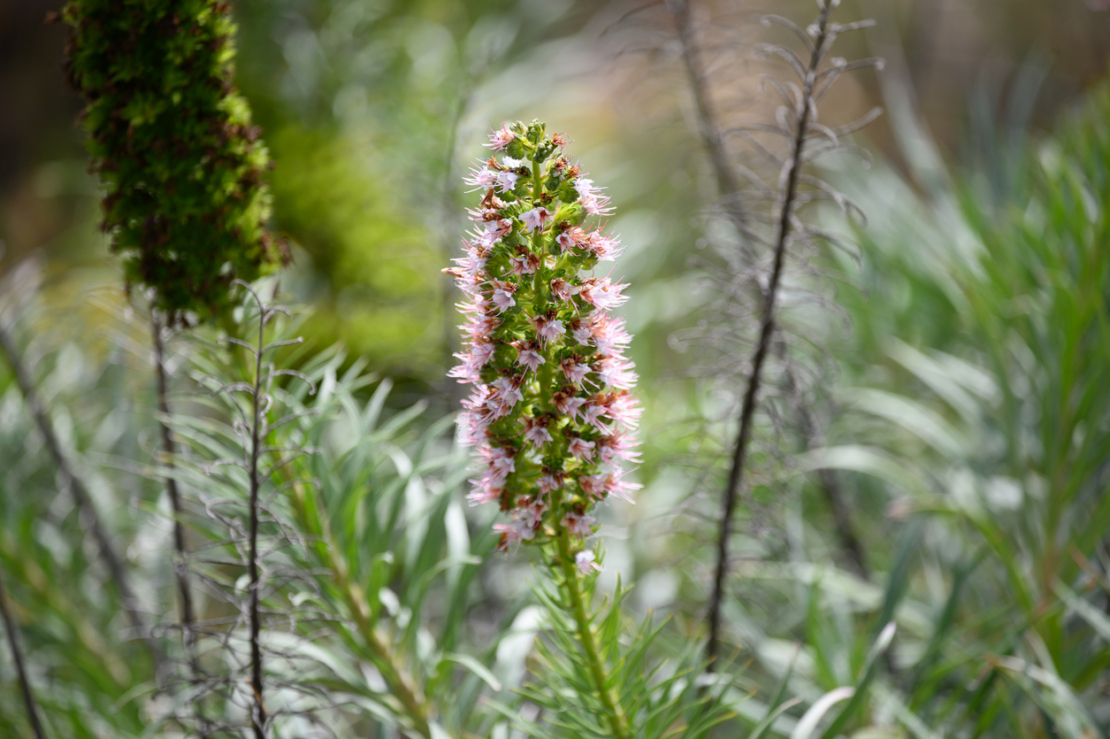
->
[1,0,1109,736]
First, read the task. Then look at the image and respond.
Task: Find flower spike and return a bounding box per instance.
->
[448,120,641,563]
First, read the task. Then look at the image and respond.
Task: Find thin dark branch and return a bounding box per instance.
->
[706,0,837,666]
[0,319,159,661]
[0,565,46,739]
[244,292,269,738]
[152,311,212,738]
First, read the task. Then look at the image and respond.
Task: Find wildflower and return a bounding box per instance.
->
[515,340,546,374]
[575,550,603,574]
[486,124,516,151]
[447,120,641,553]
[563,512,596,538]
[521,206,553,233]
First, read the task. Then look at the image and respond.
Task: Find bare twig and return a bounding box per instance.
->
[0,319,159,661]
[151,311,212,737]
[240,284,271,738]
[706,0,838,665]
[0,564,46,739]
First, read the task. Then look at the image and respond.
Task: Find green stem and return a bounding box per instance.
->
[287,480,435,739]
[552,524,629,739]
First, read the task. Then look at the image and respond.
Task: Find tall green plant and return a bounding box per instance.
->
[62,0,284,322]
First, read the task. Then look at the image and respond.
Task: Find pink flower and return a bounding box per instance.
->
[575,550,602,574]
[523,416,553,448]
[585,231,624,261]
[494,518,535,554]
[486,124,516,151]
[476,219,513,247]
[578,473,607,500]
[517,497,547,528]
[467,480,501,506]
[556,226,587,252]
[456,411,488,447]
[480,444,517,484]
[515,341,545,374]
[581,400,611,434]
[592,314,631,355]
[603,468,641,504]
[538,470,564,495]
[532,314,566,346]
[579,278,629,310]
[568,436,595,462]
[560,356,591,386]
[521,207,553,233]
[464,165,499,190]
[608,391,642,429]
[575,179,613,216]
[554,390,588,421]
[569,316,594,346]
[562,512,596,538]
[448,341,496,383]
[496,170,520,193]
[595,355,637,390]
[596,431,642,465]
[550,278,577,301]
[490,280,516,312]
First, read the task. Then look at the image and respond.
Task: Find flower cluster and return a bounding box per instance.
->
[448,121,641,570]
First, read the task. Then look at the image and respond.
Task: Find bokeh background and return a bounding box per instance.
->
[2,0,1110,736]
[4,0,1109,384]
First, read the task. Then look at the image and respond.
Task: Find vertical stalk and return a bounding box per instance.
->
[247,309,267,738]
[706,1,836,664]
[548,478,629,739]
[0,565,46,739]
[151,313,211,736]
[553,531,629,739]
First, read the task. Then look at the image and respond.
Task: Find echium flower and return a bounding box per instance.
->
[448,120,641,571]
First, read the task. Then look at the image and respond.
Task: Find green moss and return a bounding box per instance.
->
[63,0,284,322]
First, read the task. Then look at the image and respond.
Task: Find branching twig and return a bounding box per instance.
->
[0,564,46,739]
[0,319,158,661]
[706,0,838,665]
[671,0,870,582]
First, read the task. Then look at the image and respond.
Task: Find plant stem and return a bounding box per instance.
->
[151,313,212,736]
[0,319,159,662]
[706,0,836,665]
[553,526,629,739]
[0,564,46,739]
[287,481,434,738]
[247,309,267,738]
